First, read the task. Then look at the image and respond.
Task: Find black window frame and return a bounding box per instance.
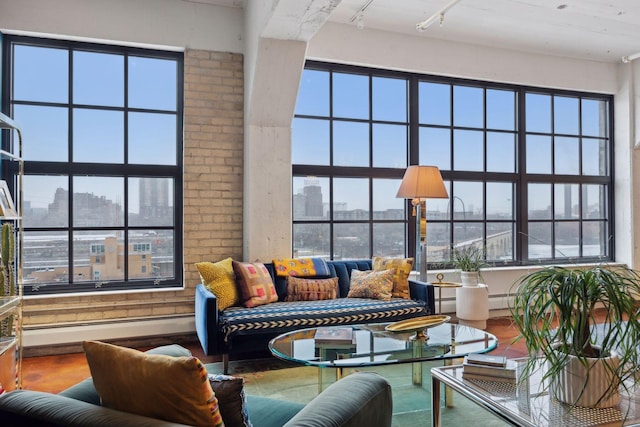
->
[1,35,184,294]
[292,61,614,267]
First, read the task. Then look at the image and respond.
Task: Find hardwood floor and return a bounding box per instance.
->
[20,315,528,394]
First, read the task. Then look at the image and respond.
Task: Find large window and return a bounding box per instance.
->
[2,35,183,294]
[292,62,613,267]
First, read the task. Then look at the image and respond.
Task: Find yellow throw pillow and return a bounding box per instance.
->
[372,256,414,299]
[347,269,394,301]
[82,341,224,427]
[196,258,239,310]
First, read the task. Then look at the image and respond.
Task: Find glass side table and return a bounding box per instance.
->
[431,358,640,427]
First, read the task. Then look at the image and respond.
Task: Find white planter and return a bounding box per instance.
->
[549,345,620,408]
[460,271,480,287]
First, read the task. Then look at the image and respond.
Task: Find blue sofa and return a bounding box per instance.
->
[0,345,394,427]
[195,259,435,372]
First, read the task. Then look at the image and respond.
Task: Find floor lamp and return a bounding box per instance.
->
[396,165,449,282]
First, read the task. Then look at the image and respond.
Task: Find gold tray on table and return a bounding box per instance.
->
[385,315,451,340]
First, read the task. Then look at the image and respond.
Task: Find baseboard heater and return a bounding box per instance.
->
[22,315,196,348]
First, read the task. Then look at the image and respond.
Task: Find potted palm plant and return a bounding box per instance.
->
[451,245,487,287]
[511,265,640,408]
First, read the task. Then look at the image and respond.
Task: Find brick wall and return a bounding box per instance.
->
[22,49,244,338]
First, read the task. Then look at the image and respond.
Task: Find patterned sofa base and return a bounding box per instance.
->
[195,259,435,373]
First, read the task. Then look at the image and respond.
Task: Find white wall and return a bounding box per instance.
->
[0,0,244,52]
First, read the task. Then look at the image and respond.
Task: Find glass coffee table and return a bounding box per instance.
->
[269,321,498,392]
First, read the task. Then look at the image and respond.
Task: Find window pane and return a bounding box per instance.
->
[331,121,368,167]
[73,109,124,163]
[582,138,607,176]
[419,82,450,125]
[454,223,484,248]
[582,99,608,137]
[554,183,578,219]
[14,45,68,103]
[487,223,513,261]
[427,181,451,219]
[582,184,606,219]
[487,182,513,220]
[23,231,69,285]
[526,135,551,174]
[487,89,515,130]
[528,222,552,259]
[292,118,329,165]
[129,177,173,226]
[74,51,124,107]
[333,73,369,119]
[583,221,607,257]
[555,221,579,258]
[454,86,483,128]
[128,230,174,280]
[554,137,579,175]
[372,77,407,122]
[529,183,551,219]
[373,124,406,168]
[426,222,450,263]
[293,177,328,220]
[13,105,68,162]
[73,176,124,227]
[453,181,483,220]
[373,179,403,219]
[333,223,369,259]
[296,69,329,116]
[373,223,405,258]
[487,132,515,173]
[526,93,551,133]
[23,175,68,227]
[420,127,450,170]
[454,130,483,171]
[74,232,124,282]
[293,223,330,258]
[554,96,579,135]
[128,56,177,111]
[129,112,177,165]
[334,178,369,216]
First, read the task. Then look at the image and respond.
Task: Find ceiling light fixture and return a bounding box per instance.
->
[349,0,375,26]
[622,53,640,63]
[416,0,463,32]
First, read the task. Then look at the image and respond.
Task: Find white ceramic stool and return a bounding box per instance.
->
[456,284,489,329]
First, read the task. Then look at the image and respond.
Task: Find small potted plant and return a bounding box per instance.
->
[510,265,640,408]
[451,245,487,287]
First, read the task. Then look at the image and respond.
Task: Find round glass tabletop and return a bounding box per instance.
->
[268,321,498,369]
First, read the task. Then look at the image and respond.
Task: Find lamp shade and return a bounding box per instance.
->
[396,165,448,199]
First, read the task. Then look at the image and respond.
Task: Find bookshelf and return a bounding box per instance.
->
[0,112,24,393]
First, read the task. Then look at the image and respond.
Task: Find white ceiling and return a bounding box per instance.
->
[187,0,640,63]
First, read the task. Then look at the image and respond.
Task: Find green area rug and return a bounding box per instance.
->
[205,358,509,427]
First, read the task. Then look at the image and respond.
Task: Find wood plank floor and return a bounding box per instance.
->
[21,315,527,394]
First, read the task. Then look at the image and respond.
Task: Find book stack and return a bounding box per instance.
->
[462,353,517,383]
[314,327,357,360]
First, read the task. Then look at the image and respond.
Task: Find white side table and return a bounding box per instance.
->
[456,284,489,329]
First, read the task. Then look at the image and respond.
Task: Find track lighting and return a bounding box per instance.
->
[416,0,462,32]
[622,53,640,63]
